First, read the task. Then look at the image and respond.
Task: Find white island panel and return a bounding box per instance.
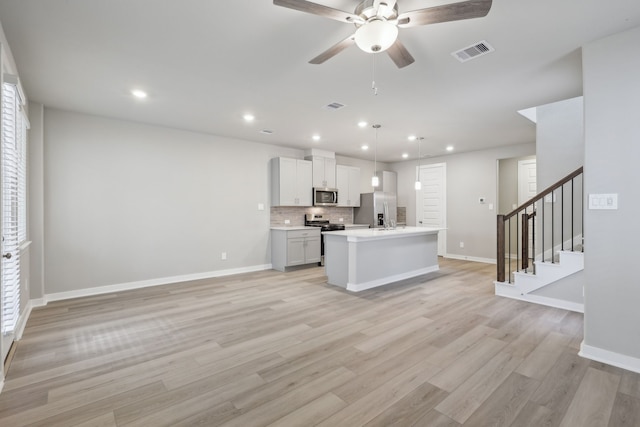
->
[324,227,441,292]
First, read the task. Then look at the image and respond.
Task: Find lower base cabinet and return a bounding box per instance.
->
[271,228,321,272]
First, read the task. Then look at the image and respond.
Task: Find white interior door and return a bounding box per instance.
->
[518,159,537,262]
[416,163,446,256]
[518,159,537,206]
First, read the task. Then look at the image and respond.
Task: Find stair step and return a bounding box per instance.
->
[513,250,584,294]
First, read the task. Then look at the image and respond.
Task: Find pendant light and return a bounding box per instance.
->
[415,137,423,190]
[372,124,381,187]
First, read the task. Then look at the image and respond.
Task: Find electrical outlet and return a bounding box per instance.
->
[258,203,265,211]
[459,242,464,248]
[221,252,227,260]
[284,219,290,224]
[339,218,344,222]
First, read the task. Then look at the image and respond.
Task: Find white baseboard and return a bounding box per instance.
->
[14,300,34,340]
[580,342,640,374]
[494,282,584,313]
[345,265,439,292]
[43,264,273,303]
[445,254,496,264]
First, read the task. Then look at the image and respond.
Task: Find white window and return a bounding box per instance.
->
[1,78,27,336]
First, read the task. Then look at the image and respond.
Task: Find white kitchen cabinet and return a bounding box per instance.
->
[271,157,313,206]
[306,156,336,188]
[271,228,321,272]
[336,165,361,207]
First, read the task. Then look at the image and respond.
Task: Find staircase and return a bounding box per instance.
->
[495,167,584,312]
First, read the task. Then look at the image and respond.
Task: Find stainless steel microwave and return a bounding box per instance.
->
[313,187,338,206]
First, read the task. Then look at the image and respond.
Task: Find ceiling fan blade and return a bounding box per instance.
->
[386,39,415,68]
[309,34,356,64]
[397,0,492,28]
[274,0,363,24]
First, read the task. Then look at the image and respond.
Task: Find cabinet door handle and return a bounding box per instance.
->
[3,252,11,259]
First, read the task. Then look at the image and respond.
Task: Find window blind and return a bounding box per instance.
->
[1,80,26,335]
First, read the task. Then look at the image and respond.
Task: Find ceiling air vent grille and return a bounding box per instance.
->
[452,41,494,63]
[323,102,346,111]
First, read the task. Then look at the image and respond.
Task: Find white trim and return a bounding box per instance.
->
[494,282,584,313]
[14,300,33,340]
[346,265,439,292]
[580,342,640,374]
[43,264,273,303]
[445,254,496,264]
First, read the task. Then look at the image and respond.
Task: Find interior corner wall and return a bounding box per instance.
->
[536,96,584,189]
[390,143,535,261]
[582,25,640,364]
[40,108,304,295]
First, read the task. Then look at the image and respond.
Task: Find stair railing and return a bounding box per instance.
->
[497,167,583,283]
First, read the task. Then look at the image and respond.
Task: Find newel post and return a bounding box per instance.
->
[497,214,505,283]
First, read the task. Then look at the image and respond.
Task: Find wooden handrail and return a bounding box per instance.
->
[502,167,583,221]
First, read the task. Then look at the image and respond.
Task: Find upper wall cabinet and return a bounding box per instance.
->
[306,156,336,188]
[336,165,361,207]
[271,157,313,206]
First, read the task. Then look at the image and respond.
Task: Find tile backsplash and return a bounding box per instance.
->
[397,207,406,224]
[270,206,354,227]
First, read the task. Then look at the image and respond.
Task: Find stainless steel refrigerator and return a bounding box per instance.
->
[354,192,397,228]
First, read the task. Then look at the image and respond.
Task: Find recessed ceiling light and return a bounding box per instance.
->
[408,135,417,141]
[361,145,369,151]
[358,121,368,128]
[243,114,255,122]
[131,89,147,99]
[312,134,321,142]
[402,153,409,159]
[446,146,454,152]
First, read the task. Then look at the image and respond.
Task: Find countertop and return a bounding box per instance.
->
[270,226,319,231]
[322,226,443,241]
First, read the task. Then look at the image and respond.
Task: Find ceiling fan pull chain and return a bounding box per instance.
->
[372,54,378,96]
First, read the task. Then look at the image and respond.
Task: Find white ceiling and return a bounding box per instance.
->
[1,0,639,162]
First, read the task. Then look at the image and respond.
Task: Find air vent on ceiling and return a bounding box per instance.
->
[323,102,346,111]
[452,40,494,63]
[260,129,274,135]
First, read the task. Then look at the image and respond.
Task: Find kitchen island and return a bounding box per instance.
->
[323,226,441,292]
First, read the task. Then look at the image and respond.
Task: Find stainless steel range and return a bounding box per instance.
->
[305,214,345,265]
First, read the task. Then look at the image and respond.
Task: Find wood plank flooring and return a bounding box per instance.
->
[1,258,639,426]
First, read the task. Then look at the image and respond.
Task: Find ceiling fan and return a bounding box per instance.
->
[273,0,492,68]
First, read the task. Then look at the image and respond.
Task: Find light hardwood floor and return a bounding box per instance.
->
[1,258,639,426]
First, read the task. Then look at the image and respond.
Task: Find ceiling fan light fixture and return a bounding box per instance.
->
[354,19,398,53]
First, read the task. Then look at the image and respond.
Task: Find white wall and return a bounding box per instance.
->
[40,108,308,295]
[582,25,640,368]
[391,143,535,261]
[28,102,44,301]
[536,97,584,189]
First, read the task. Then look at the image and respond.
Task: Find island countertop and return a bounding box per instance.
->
[323,226,442,241]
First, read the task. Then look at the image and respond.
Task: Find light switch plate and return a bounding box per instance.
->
[589,193,618,210]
